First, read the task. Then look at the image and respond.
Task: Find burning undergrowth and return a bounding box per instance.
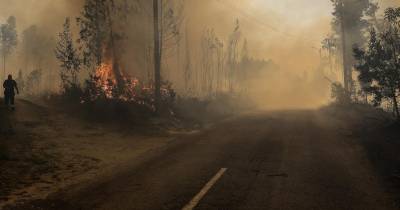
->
[50,57,177,126]
[52,7,178,122]
[82,58,176,111]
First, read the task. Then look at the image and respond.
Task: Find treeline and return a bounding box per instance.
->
[353,8,400,118]
[321,0,400,118]
[322,0,379,94]
[1,0,272,113]
[52,0,271,104]
[0,15,60,95]
[182,21,271,98]
[53,0,175,111]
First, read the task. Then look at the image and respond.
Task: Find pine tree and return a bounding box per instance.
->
[55,18,81,89]
[0,16,18,80]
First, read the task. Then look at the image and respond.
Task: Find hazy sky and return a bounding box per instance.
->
[184,0,400,108]
[0,0,399,75]
[187,0,399,74]
[187,0,333,74]
[0,0,82,33]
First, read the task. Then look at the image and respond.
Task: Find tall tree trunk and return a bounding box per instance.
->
[392,89,399,119]
[104,3,124,93]
[154,0,161,113]
[3,54,6,80]
[184,26,191,92]
[339,0,351,96]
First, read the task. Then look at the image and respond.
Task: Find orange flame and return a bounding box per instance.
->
[94,58,142,101]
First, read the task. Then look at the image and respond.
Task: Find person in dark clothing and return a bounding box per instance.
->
[3,74,19,109]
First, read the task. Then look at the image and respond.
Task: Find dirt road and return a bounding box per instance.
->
[6,110,397,210]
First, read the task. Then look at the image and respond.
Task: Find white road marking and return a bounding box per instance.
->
[182,168,228,210]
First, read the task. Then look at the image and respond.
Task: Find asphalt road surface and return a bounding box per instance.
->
[9,110,397,210]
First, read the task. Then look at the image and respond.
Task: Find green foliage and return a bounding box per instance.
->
[384,7,400,22]
[55,18,81,89]
[77,0,113,68]
[353,7,400,116]
[77,0,129,69]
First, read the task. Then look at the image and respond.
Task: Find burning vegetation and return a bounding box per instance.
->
[48,0,260,119]
[84,57,175,112]
[52,0,179,115]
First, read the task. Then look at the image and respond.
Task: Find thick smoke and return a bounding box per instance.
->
[0,0,398,109]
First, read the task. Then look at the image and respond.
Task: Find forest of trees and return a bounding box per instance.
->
[49,0,271,113]
[0,0,269,114]
[353,7,400,118]
[0,16,17,81]
[322,0,379,95]
[1,0,397,117]
[0,15,57,95]
[319,0,400,119]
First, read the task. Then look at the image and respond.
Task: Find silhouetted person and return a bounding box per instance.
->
[3,74,19,109]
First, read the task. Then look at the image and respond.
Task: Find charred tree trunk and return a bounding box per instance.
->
[105,3,124,94]
[184,26,191,92]
[392,89,400,119]
[3,54,6,80]
[339,0,352,97]
[154,0,162,113]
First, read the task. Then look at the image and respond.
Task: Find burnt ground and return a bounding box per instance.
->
[0,98,61,203]
[0,98,183,208]
[2,103,400,210]
[2,100,400,210]
[322,104,400,206]
[360,118,400,205]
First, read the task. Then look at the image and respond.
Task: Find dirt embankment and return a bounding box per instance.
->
[361,120,400,205]
[321,103,400,205]
[0,94,241,209]
[0,99,180,208]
